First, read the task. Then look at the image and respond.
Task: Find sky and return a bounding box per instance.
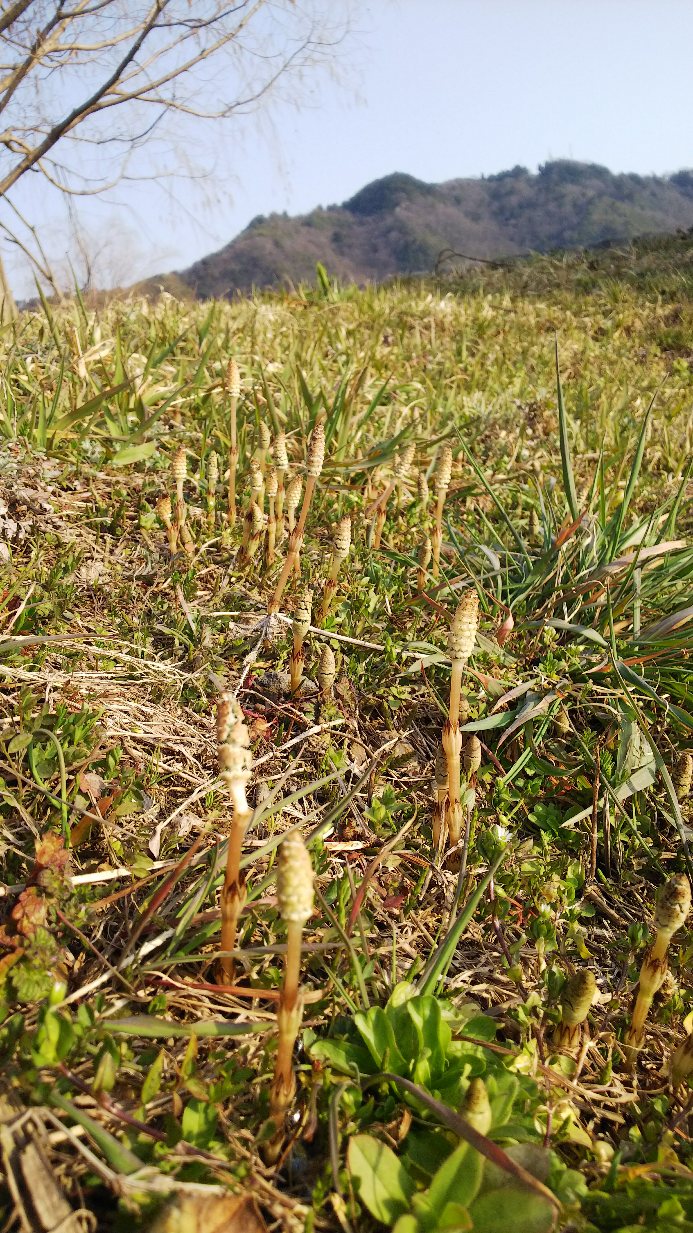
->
[5,0,693,296]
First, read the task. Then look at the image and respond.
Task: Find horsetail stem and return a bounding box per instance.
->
[443,591,479,846]
[417,535,432,592]
[206,451,219,532]
[268,420,325,614]
[172,445,187,531]
[433,740,448,850]
[265,468,278,565]
[226,358,241,527]
[216,693,252,985]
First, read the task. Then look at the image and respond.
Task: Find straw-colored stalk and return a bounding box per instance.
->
[553,970,596,1051]
[320,515,351,621]
[624,874,691,1065]
[670,1032,693,1088]
[285,474,302,536]
[290,589,312,695]
[225,358,240,527]
[443,591,479,846]
[318,644,336,702]
[268,421,325,614]
[372,503,387,550]
[216,693,252,985]
[529,507,540,542]
[156,495,178,554]
[432,443,453,578]
[273,433,289,534]
[432,741,448,850]
[265,469,278,565]
[206,451,219,532]
[269,832,314,1122]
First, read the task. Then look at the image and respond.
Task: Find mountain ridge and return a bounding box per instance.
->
[142,161,693,300]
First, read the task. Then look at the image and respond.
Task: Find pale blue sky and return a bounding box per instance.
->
[7,0,693,295]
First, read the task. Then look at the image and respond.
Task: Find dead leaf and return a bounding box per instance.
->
[148,1191,267,1233]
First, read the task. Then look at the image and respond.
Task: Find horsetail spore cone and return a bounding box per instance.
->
[553,969,596,1051]
[269,831,314,1126]
[675,753,693,800]
[318,643,336,700]
[461,1078,492,1136]
[290,588,313,695]
[156,495,178,554]
[217,693,252,985]
[448,590,479,721]
[464,735,482,775]
[285,474,302,535]
[273,433,289,532]
[320,514,351,620]
[432,442,453,577]
[624,874,691,1065]
[671,1032,693,1087]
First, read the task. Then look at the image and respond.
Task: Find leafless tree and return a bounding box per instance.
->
[0,0,354,316]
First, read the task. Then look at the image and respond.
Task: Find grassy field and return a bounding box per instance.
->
[0,237,692,1232]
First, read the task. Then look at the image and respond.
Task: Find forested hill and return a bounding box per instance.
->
[148,161,693,299]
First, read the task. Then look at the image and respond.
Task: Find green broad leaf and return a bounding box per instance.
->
[106,1015,267,1038]
[354,1005,407,1073]
[438,1202,474,1230]
[427,1140,484,1216]
[348,1134,415,1224]
[49,1092,142,1175]
[7,732,33,753]
[470,1186,555,1233]
[181,1097,217,1147]
[405,996,450,1085]
[460,713,513,733]
[109,441,158,467]
[309,1037,376,1077]
[140,1047,165,1104]
[393,1217,421,1233]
